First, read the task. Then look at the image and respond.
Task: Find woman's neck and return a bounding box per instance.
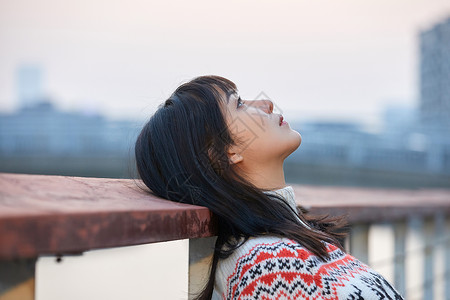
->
[239,159,286,190]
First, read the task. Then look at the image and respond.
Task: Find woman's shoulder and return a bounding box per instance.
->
[214,235,404,300]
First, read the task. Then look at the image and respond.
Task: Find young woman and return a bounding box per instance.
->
[135,76,404,300]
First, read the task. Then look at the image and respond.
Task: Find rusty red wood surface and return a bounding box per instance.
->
[0,173,449,259]
[0,173,216,259]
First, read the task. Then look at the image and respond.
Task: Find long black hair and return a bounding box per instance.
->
[135,75,347,299]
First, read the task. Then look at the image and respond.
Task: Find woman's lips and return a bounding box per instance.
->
[279,115,288,126]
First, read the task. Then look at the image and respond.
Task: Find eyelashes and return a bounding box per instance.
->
[237,97,244,108]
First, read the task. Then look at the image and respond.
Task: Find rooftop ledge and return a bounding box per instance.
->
[0,173,449,260]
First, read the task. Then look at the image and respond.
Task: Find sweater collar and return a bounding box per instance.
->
[263,185,311,229]
[263,185,297,212]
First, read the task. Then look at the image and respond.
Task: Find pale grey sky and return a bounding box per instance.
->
[0,0,449,125]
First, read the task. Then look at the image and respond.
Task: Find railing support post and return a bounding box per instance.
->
[433,212,447,300]
[445,214,450,300]
[350,223,370,265]
[406,217,424,299]
[423,217,434,300]
[393,220,406,297]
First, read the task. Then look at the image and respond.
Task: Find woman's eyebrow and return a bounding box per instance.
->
[226,91,238,104]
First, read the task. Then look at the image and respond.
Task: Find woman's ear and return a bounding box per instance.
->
[228,153,243,165]
[227,145,243,165]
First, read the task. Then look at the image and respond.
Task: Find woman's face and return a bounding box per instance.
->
[220,90,302,165]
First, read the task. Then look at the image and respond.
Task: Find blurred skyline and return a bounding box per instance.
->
[1,0,450,125]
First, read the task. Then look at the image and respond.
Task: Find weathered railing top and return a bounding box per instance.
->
[1,173,449,260]
[0,173,215,260]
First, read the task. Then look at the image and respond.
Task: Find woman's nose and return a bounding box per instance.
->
[249,99,274,114]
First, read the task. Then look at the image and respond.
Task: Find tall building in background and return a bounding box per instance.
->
[16,64,43,108]
[419,16,450,127]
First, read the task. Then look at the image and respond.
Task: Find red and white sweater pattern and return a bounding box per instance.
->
[212,186,404,300]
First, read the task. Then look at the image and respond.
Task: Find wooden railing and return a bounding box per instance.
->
[0,173,449,300]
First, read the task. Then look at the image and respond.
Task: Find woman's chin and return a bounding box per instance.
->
[280,132,302,160]
[292,130,302,148]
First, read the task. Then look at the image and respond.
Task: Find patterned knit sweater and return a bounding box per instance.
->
[212,185,404,300]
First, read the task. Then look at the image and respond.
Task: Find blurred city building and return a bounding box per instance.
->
[287,115,448,176]
[0,101,136,157]
[418,16,450,175]
[419,16,450,128]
